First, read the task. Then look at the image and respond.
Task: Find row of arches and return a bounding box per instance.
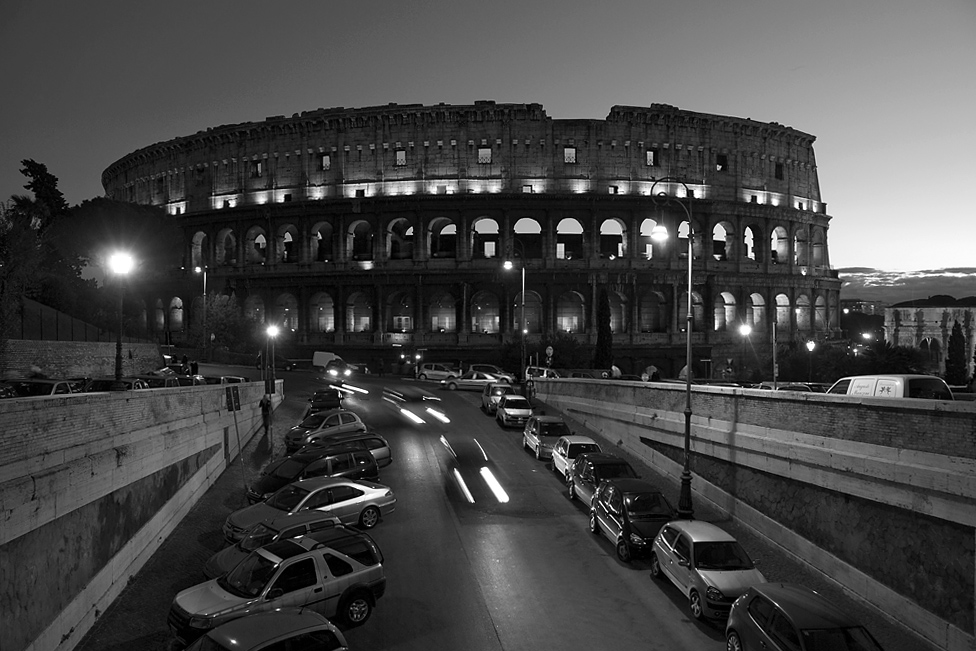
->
[188,213,828,270]
[141,286,833,339]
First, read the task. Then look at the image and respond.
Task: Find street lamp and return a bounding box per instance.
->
[649,176,696,519]
[265,324,279,387]
[194,266,207,361]
[108,252,134,390]
[806,340,816,381]
[738,324,752,380]
[504,238,527,383]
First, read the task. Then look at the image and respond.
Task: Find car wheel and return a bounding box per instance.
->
[567,479,576,501]
[496,416,505,428]
[447,382,458,391]
[588,512,599,535]
[615,539,632,563]
[649,553,663,578]
[535,445,542,460]
[419,373,428,381]
[689,590,704,620]
[522,436,528,450]
[358,506,381,529]
[726,631,743,651]
[340,590,373,626]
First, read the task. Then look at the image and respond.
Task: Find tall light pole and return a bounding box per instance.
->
[108,252,134,391]
[504,238,527,382]
[194,266,207,361]
[806,340,816,382]
[649,177,695,519]
[738,324,752,381]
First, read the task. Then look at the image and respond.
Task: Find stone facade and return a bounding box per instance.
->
[101,102,842,370]
[886,295,976,378]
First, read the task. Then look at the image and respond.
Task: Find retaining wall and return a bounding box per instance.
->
[0,381,279,651]
[534,379,976,651]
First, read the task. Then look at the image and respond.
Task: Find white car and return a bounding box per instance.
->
[495,394,533,429]
[442,370,502,391]
[481,382,516,414]
[521,414,572,460]
[550,435,602,480]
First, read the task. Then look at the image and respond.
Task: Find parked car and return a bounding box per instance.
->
[0,381,17,399]
[5,378,78,396]
[650,520,766,620]
[182,610,349,651]
[525,366,560,380]
[550,435,602,481]
[87,377,150,391]
[132,373,180,388]
[298,431,393,468]
[284,409,367,454]
[322,358,354,384]
[589,478,675,562]
[496,394,533,429]
[828,374,954,400]
[725,582,885,651]
[415,363,458,381]
[201,375,247,385]
[204,511,342,579]
[304,387,343,415]
[256,354,295,372]
[567,452,638,504]
[170,527,385,645]
[246,446,380,504]
[441,370,501,391]
[223,476,396,542]
[175,374,208,386]
[468,364,516,383]
[481,382,516,414]
[522,414,572,460]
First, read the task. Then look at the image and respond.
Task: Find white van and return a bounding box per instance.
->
[828,374,954,400]
[312,351,343,372]
[525,366,560,380]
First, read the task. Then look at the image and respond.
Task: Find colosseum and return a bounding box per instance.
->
[101,101,842,377]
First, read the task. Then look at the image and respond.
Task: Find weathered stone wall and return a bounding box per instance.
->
[535,378,976,651]
[0,381,279,651]
[0,339,164,380]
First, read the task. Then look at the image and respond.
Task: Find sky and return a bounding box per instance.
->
[1,0,974,273]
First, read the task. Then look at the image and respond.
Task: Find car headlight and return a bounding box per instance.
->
[188,614,213,629]
[706,586,726,602]
[628,532,645,545]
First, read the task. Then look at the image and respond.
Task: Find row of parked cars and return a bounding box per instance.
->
[168,388,399,649]
[0,368,247,398]
[485,381,886,651]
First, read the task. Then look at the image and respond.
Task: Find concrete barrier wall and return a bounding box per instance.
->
[534,379,976,651]
[0,381,279,651]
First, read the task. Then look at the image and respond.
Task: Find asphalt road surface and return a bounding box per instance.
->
[74,365,938,651]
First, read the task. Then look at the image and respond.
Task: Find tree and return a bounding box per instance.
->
[944,320,968,385]
[592,288,613,369]
[185,292,251,353]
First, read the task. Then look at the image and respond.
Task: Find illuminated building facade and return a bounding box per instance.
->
[102,101,842,375]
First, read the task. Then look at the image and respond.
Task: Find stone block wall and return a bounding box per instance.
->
[534,378,976,651]
[0,339,164,380]
[0,381,278,651]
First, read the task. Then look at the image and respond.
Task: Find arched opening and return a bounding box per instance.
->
[513,290,543,334]
[714,292,736,331]
[311,222,334,262]
[191,231,209,269]
[608,290,627,333]
[793,228,809,266]
[814,296,827,333]
[599,219,626,259]
[309,292,335,332]
[471,217,500,259]
[678,291,705,331]
[711,222,734,261]
[274,293,299,332]
[556,291,585,333]
[429,292,457,332]
[387,218,414,260]
[555,218,584,260]
[470,291,500,333]
[346,292,372,332]
[513,218,543,258]
[349,221,374,261]
[743,226,757,261]
[169,297,184,331]
[770,226,788,265]
[216,228,237,266]
[638,289,667,332]
[388,290,414,331]
[638,218,663,260]
[429,219,457,258]
[775,293,791,329]
[243,294,265,323]
[746,293,766,331]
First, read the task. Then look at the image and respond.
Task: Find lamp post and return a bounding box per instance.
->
[266,324,279,388]
[108,252,134,390]
[806,340,816,382]
[504,239,527,383]
[738,324,752,381]
[194,266,207,361]
[649,177,695,519]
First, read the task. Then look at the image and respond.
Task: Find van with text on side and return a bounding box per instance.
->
[827,374,954,400]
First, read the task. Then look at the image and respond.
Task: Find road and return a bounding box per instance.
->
[75,365,937,651]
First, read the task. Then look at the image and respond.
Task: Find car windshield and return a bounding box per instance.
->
[299,413,328,428]
[239,523,276,552]
[219,551,278,598]
[694,541,754,570]
[538,421,571,437]
[503,398,530,409]
[10,381,53,397]
[624,492,673,518]
[269,458,306,480]
[265,485,310,511]
[492,386,513,396]
[567,443,600,458]
[598,463,637,480]
[800,626,884,651]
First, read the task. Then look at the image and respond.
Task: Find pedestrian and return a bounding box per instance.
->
[260,395,271,436]
[678,364,692,381]
[191,361,199,375]
[610,362,622,378]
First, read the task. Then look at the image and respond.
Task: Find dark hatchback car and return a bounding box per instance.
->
[726,582,885,651]
[589,478,675,562]
[567,452,639,505]
[246,446,379,504]
[304,387,343,415]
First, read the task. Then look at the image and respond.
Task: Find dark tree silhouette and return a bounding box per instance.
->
[944,320,968,385]
[593,288,613,369]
